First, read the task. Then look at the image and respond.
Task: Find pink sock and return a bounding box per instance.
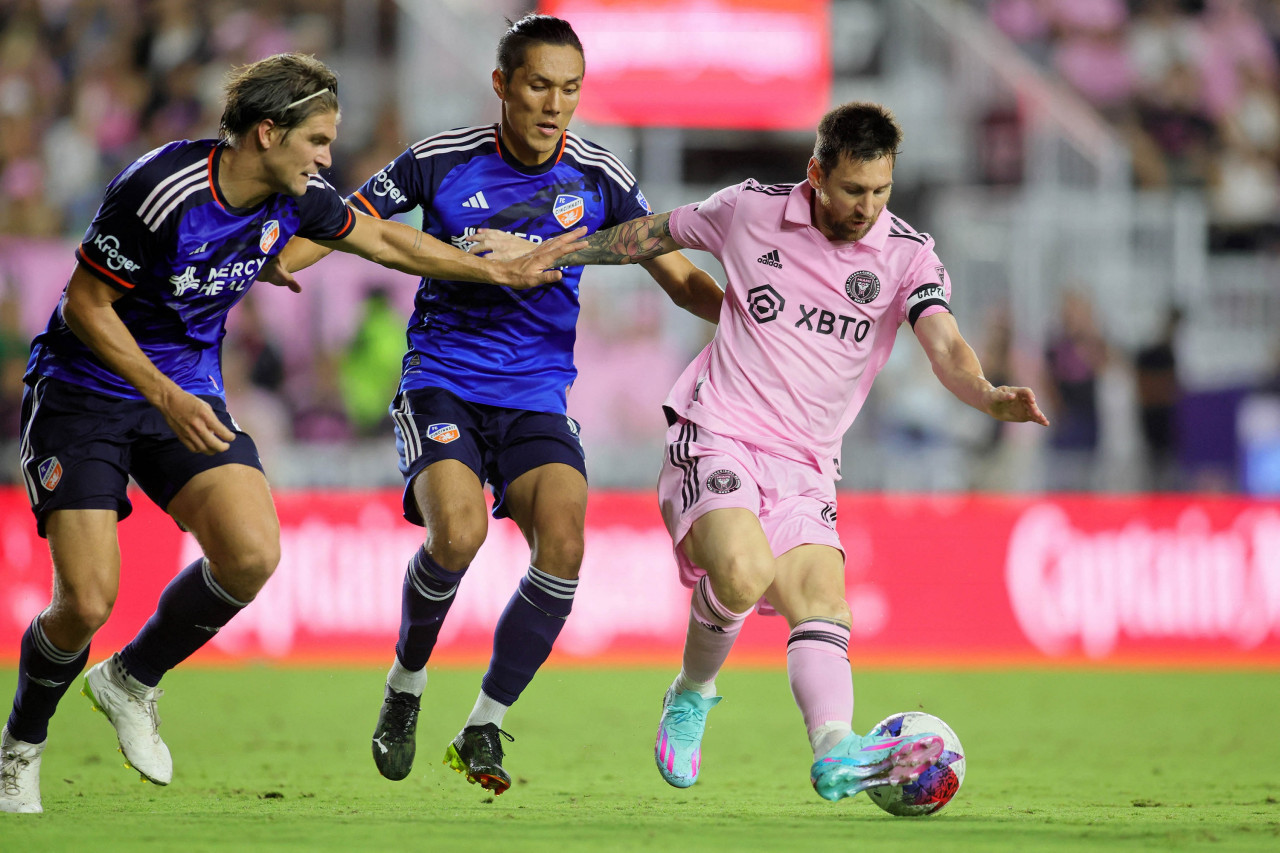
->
[675,576,751,694]
[787,619,853,753]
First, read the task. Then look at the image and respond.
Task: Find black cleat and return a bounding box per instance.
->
[443,723,514,794]
[371,686,420,781]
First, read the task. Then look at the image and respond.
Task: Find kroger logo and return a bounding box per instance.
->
[93,233,141,273]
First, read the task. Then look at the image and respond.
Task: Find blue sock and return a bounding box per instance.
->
[119,558,246,687]
[396,547,465,671]
[481,566,577,706]
[6,615,90,744]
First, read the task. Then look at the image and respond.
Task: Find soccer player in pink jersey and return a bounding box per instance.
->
[545,102,1049,802]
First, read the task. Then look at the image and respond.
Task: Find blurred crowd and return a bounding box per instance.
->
[3,0,1280,493]
[984,0,1280,251]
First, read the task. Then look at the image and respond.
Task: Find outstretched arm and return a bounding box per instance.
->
[640,253,723,324]
[914,311,1050,426]
[556,212,682,266]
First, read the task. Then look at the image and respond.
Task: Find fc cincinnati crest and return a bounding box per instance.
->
[706,469,741,495]
[553,194,585,228]
[260,219,280,253]
[426,423,460,444]
[845,270,880,304]
[38,457,62,491]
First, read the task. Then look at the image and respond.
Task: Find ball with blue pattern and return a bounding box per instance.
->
[865,711,965,816]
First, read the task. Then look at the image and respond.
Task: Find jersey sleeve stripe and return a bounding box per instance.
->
[563,138,635,190]
[564,134,637,183]
[148,180,206,232]
[411,126,493,159]
[137,159,204,221]
[140,171,204,229]
[75,245,135,290]
[414,135,493,160]
[349,191,381,218]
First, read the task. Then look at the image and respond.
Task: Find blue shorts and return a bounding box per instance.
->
[391,386,586,524]
[19,377,264,537]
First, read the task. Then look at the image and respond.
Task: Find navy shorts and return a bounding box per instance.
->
[19,377,263,537]
[391,386,586,524]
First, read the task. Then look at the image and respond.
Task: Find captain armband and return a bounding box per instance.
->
[905,282,951,328]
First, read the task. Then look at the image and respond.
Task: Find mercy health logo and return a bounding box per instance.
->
[170,257,267,297]
[1006,504,1280,658]
[259,219,280,253]
[92,234,141,273]
[450,226,543,252]
[553,194,585,228]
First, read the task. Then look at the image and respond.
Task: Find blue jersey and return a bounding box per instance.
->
[25,139,355,400]
[348,124,652,415]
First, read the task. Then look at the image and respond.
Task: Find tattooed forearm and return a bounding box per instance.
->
[559,213,678,266]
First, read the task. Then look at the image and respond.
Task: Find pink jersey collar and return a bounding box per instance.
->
[782,181,891,253]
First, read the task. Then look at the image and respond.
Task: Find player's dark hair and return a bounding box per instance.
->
[496,14,583,80]
[814,102,902,173]
[220,53,340,145]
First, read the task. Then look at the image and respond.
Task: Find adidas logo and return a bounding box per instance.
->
[462,191,489,210]
[757,249,782,268]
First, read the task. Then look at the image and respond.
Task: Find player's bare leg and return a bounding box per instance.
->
[376,460,487,780]
[442,463,585,794]
[3,509,118,811]
[84,464,279,786]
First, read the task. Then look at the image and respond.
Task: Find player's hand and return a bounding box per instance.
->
[987,386,1050,426]
[468,228,545,261]
[489,226,589,290]
[257,256,301,293]
[159,389,236,454]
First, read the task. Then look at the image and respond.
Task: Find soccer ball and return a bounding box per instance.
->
[865,711,965,817]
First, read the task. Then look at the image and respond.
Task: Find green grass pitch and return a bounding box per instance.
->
[2,666,1278,851]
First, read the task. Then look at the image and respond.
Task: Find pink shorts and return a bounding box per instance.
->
[657,418,842,615]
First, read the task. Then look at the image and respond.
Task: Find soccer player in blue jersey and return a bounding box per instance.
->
[0,52,583,814]
[271,14,722,794]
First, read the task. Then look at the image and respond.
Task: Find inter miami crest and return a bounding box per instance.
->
[846,270,880,304]
[706,469,741,495]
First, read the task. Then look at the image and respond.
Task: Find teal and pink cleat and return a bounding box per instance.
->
[654,689,721,788]
[810,730,945,802]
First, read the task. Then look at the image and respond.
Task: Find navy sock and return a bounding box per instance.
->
[396,547,465,671]
[482,566,577,706]
[119,558,246,687]
[6,615,90,744]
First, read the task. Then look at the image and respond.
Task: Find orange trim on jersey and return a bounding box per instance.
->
[331,207,354,239]
[552,131,566,166]
[207,147,226,211]
[76,246,135,290]
[349,191,381,218]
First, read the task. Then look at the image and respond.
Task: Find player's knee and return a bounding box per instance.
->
[51,588,115,636]
[426,514,486,571]
[531,529,584,578]
[214,539,280,598]
[715,552,774,611]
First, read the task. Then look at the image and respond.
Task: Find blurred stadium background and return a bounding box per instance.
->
[2,0,1279,668]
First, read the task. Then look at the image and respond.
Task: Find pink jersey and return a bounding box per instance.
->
[665,179,952,479]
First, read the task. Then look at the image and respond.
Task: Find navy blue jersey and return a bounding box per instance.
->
[25,139,355,400]
[348,124,652,415]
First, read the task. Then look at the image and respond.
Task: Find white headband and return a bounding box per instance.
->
[284,88,332,111]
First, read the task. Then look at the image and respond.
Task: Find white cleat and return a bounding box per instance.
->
[82,655,173,785]
[0,724,45,813]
